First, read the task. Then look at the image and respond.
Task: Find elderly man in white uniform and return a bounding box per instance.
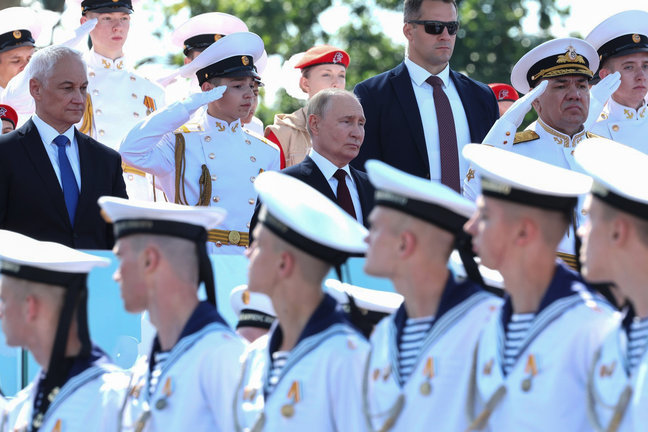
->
[0,230,128,432]
[586,10,648,153]
[462,144,617,431]
[120,32,280,254]
[233,171,369,432]
[360,160,502,432]
[575,138,648,432]
[464,37,621,270]
[99,197,245,432]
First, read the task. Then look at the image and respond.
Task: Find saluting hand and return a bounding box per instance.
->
[60,18,98,49]
[182,85,228,115]
[583,71,621,131]
[482,80,548,147]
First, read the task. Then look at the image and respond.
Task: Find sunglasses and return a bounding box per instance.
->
[407,20,459,35]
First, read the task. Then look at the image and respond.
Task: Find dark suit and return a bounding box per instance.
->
[0,119,128,249]
[249,156,375,240]
[352,62,499,179]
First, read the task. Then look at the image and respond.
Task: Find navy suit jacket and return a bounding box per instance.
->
[352,62,499,179]
[0,119,128,249]
[249,156,375,241]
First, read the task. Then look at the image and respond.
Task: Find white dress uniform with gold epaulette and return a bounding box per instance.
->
[466,263,617,432]
[119,303,245,432]
[120,100,280,254]
[464,118,596,266]
[364,275,501,432]
[587,317,648,432]
[1,359,129,432]
[79,49,166,201]
[233,294,369,432]
[589,99,648,153]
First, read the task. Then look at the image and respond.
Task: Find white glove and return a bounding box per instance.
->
[181,85,227,115]
[583,71,621,131]
[60,18,97,49]
[482,80,548,147]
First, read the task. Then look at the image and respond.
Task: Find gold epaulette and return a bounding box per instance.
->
[174,123,203,134]
[513,130,540,145]
[244,128,280,152]
[586,131,604,139]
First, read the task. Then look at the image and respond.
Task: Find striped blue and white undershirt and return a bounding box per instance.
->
[267,351,290,394]
[398,316,434,382]
[503,313,534,375]
[627,317,648,373]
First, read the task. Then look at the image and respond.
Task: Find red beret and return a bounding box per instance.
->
[488,83,519,102]
[294,45,350,70]
[0,104,18,128]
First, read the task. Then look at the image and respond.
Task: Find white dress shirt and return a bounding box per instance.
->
[308,148,363,222]
[404,58,471,185]
[32,114,81,190]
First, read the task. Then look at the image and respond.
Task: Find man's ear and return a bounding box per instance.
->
[308,114,320,136]
[29,78,41,101]
[201,81,214,92]
[299,75,310,95]
[598,68,611,80]
[80,16,87,25]
[403,22,414,42]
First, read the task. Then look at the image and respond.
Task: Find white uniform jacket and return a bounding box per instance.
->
[464,119,593,260]
[233,294,369,432]
[590,99,648,153]
[467,263,617,431]
[119,301,245,432]
[1,346,129,432]
[120,101,280,254]
[588,310,647,432]
[365,274,502,432]
[80,50,166,201]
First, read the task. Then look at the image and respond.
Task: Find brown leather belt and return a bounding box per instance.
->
[557,252,578,271]
[208,229,249,247]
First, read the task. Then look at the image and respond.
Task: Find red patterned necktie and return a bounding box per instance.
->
[426,75,460,192]
[333,169,356,218]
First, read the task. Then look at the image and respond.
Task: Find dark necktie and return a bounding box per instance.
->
[426,75,460,193]
[53,135,79,225]
[333,169,356,218]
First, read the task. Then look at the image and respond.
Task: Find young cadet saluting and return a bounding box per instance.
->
[120,32,280,254]
[360,160,502,431]
[98,197,245,432]
[0,230,128,431]
[462,144,617,431]
[234,171,369,432]
[574,138,648,431]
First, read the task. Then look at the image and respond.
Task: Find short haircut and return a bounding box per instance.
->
[404,0,458,21]
[306,88,359,135]
[27,45,85,85]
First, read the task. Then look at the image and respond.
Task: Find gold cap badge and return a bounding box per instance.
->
[633,34,641,43]
[241,56,250,66]
[13,30,21,39]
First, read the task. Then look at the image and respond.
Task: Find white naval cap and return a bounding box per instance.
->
[511,37,599,94]
[366,159,475,233]
[463,144,592,212]
[98,196,226,306]
[574,137,648,221]
[324,279,403,314]
[254,171,368,266]
[0,230,109,282]
[229,284,276,329]
[0,7,42,54]
[179,31,264,85]
[171,12,248,55]
[586,10,648,66]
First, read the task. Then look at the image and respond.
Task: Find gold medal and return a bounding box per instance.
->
[420,381,432,396]
[521,377,532,392]
[281,404,294,418]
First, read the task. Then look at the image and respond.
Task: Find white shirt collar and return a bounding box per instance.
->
[32,114,76,146]
[605,97,648,121]
[308,148,353,182]
[200,110,243,134]
[85,49,127,71]
[404,57,451,88]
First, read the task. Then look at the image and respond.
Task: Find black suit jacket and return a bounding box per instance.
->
[352,62,499,179]
[0,119,128,249]
[249,156,375,241]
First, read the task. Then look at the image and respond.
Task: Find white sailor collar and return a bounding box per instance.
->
[199,110,244,135]
[536,117,587,147]
[601,97,648,122]
[85,49,128,71]
[404,57,451,89]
